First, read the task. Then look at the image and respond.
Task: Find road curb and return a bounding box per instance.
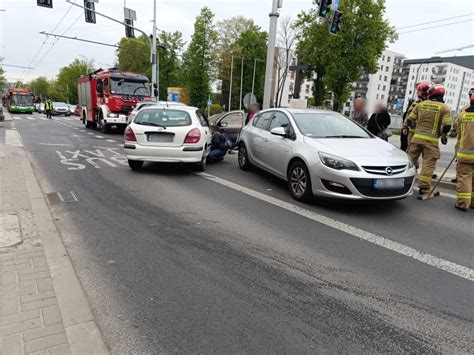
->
[17,124,108,354]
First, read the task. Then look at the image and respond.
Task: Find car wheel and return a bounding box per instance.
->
[128,160,143,171]
[99,115,110,134]
[194,155,206,172]
[238,144,252,171]
[85,121,91,129]
[288,161,313,202]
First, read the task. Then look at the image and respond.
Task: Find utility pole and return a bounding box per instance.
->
[152,0,158,100]
[228,55,234,111]
[239,57,244,111]
[263,0,282,109]
[251,58,257,105]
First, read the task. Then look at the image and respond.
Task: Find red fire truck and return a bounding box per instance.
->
[77,69,151,133]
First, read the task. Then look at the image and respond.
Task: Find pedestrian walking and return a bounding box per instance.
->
[407,85,452,196]
[367,103,391,141]
[454,92,474,212]
[245,103,260,125]
[351,98,368,126]
[45,98,53,119]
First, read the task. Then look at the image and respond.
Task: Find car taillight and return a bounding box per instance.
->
[184,128,201,144]
[124,126,137,142]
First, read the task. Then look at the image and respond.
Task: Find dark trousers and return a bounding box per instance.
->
[46,110,52,119]
[207,149,226,163]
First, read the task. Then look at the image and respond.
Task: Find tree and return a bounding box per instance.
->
[117,35,151,79]
[295,0,397,111]
[54,58,94,103]
[157,31,185,100]
[30,76,50,99]
[274,17,297,107]
[182,7,218,108]
[0,66,6,91]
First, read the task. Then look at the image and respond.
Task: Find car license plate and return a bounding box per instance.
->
[373,178,404,190]
[147,133,174,143]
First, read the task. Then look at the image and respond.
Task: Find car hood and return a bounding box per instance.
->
[303,136,408,160]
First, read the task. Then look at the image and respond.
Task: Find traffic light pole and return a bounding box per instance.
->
[152,0,158,100]
[65,0,156,98]
[263,0,281,109]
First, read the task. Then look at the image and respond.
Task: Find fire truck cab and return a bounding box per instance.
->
[78,69,151,133]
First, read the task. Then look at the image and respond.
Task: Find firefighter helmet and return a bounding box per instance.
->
[428,85,445,98]
[416,80,432,94]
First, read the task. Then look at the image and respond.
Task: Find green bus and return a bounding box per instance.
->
[7,88,35,114]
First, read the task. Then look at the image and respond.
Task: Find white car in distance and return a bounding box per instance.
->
[124,106,211,171]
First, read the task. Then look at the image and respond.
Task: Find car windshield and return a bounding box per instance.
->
[292,112,372,138]
[134,109,192,127]
[53,102,67,108]
[110,79,149,96]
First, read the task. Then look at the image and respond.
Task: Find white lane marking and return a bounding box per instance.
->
[13,116,22,120]
[5,130,23,147]
[74,128,80,130]
[26,117,36,121]
[106,139,117,143]
[39,143,71,146]
[94,135,104,139]
[196,172,474,282]
[87,132,94,135]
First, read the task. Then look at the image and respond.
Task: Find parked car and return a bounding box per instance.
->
[68,104,76,115]
[52,102,71,116]
[238,108,416,202]
[124,106,211,171]
[127,101,186,123]
[209,110,245,144]
[37,103,45,114]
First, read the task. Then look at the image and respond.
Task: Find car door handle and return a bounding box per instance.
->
[263,137,269,142]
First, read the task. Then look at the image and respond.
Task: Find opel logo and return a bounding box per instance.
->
[385,167,393,175]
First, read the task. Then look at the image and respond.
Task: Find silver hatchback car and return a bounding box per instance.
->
[238,108,416,202]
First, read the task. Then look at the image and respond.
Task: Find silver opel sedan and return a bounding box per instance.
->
[238,108,416,202]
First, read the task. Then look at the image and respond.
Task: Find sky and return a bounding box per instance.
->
[0,0,473,83]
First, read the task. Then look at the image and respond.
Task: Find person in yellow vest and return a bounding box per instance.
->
[454,92,474,212]
[44,98,53,119]
[403,81,432,166]
[407,85,452,195]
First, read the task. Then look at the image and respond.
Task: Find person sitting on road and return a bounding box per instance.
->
[207,126,230,163]
[368,103,391,141]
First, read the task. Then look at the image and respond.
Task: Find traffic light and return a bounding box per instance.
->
[318,0,332,18]
[84,0,96,24]
[125,19,135,39]
[37,0,53,8]
[329,10,342,35]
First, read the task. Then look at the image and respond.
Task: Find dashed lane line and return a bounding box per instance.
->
[195,172,474,283]
[106,139,117,143]
[94,135,104,139]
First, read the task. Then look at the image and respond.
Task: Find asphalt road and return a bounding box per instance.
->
[10,112,474,354]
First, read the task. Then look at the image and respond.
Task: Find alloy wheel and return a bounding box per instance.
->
[290,167,307,196]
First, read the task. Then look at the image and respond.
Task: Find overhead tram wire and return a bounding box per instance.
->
[398,19,474,35]
[21,3,75,81]
[396,13,474,30]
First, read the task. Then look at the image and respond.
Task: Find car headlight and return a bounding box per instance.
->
[318,152,360,171]
[107,113,118,118]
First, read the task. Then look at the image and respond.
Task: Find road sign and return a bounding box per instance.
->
[124,7,137,21]
[125,19,135,38]
[207,98,212,106]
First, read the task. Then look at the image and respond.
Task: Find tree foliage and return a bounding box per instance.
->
[275,17,297,107]
[30,76,50,99]
[295,0,397,111]
[52,58,93,103]
[0,66,6,91]
[215,17,267,110]
[117,35,151,78]
[182,7,218,108]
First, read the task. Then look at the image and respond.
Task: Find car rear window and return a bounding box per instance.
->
[134,109,192,127]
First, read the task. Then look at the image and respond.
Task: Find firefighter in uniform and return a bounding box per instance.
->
[403,80,432,166]
[454,92,474,212]
[407,85,451,195]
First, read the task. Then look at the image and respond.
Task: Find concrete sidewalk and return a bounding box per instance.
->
[0,113,107,354]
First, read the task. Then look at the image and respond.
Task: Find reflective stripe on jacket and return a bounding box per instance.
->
[408,100,451,144]
[456,111,474,162]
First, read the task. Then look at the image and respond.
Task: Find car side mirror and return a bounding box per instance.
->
[271,126,287,137]
[219,121,228,128]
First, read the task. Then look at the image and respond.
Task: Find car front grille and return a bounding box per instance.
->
[362,165,407,176]
[350,177,414,198]
[121,105,135,114]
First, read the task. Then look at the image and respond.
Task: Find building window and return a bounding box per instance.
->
[376,94,379,99]
[386,67,389,72]
[377,84,380,90]
[382,55,385,61]
[380,65,383,71]
[387,56,391,62]
[379,75,382,80]
[383,85,386,91]
[381,94,385,99]
[384,76,388,81]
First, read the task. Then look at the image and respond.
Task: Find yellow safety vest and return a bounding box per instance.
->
[456,111,474,162]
